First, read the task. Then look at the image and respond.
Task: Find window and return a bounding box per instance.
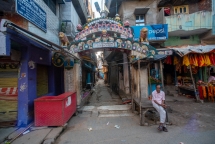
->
[174,5,189,14]
[43,0,56,14]
[135,15,145,26]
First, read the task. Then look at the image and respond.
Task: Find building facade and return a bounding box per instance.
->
[0,0,87,126]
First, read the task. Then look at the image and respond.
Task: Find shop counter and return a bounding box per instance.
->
[34,92,76,126]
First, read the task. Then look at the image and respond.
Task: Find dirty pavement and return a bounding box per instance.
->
[1,80,215,144]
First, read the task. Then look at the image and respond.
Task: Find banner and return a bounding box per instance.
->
[131,24,168,41]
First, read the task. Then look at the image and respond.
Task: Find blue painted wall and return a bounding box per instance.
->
[9,33,64,126]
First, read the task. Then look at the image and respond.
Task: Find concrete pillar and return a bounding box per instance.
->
[74,63,81,107]
[64,68,75,92]
[140,67,148,98]
[123,53,130,94]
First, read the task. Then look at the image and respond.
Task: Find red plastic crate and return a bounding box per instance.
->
[34,92,76,126]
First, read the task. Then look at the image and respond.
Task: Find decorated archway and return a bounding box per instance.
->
[67,14,158,60]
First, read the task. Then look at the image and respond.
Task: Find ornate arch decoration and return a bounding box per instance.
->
[67,17,158,59]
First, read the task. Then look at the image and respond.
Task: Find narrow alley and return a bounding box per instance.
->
[1,0,215,144]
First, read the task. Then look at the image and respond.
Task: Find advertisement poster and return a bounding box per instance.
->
[131,24,168,41]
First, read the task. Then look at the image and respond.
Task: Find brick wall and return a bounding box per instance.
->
[162,0,212,16]
[189,0,212,14]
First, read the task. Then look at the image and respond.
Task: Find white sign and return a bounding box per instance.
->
[66,96,71,107]
[0,32,8,56]
[93,42,117,48]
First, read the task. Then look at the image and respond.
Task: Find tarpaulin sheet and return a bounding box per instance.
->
[169,45,215,57]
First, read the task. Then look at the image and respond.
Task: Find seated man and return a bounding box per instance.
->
[151,84,168,132]
[208,73,215,83]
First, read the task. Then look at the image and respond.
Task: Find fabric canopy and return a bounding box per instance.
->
[169,45,215,57]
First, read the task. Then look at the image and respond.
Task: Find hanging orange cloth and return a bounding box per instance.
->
[189,55,195,66]
[193,54,198,67]
[198,55,205,67]
[182,55,190,66]
[173,56,179,65]
[202,86,207,98]
[208,86,213,97]
[208,86,214,102]
[214,86,215,96]
[209,53,215,65]
[203,54,211,66]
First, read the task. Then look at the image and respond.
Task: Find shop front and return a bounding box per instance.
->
[0,20,75,126]
[165,45,215,101]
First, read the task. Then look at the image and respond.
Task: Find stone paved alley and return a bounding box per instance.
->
[55,80,215,144]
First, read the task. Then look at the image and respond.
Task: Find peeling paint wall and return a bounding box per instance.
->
[64,69,75,92]
[140,67,148,98]
[131,65,148,99]
[74,63,81,107]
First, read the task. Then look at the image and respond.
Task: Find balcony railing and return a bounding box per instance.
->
[165,11,212,32]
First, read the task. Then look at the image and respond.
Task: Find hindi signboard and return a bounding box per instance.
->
[16,0,47,32]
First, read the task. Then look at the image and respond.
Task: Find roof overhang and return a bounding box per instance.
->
[168,45,215,57]
[134,8,150,15]
[0,19,80,60]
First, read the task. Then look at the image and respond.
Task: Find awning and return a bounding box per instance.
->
[1,19,80,60]
[134,8,150,15]
[169,45,215,57]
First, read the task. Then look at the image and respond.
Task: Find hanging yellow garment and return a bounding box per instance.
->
[204,54,211,66]
[182,55,190,66]
[173,56,179,65]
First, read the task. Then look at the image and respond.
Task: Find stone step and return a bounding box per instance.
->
[97,105,132,117]
[97,105,131,111]
[81,105,133,117]
[98,112,134,117]
[167,90,178,95]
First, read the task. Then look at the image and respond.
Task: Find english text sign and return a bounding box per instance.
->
[131,24,168,41]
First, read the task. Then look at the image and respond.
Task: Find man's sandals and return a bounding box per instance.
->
[157,125,168,132]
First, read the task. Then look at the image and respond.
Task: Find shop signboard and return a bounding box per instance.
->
[16,0,47,32]
[131,24,168,41]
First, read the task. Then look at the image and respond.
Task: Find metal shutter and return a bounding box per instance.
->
[37,65,48,97]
